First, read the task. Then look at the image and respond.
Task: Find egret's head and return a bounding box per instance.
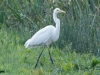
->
[53,8,66,14]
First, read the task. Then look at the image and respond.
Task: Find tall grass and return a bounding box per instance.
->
[0,0,100,55]
[0,0,100,74]
[0,27,100,74]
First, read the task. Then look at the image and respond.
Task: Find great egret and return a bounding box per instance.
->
[24,8,66,68]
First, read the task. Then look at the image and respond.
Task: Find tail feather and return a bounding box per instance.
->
[24,39,30,48]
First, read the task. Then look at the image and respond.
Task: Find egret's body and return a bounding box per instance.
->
[24,25,59,48]
[24,8,65,68]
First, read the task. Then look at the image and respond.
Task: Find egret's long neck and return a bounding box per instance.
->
[53,13,60,33]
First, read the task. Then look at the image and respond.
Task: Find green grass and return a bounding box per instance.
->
[0,0,100,74]
[0,27,100,75]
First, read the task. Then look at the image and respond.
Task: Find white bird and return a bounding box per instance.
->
[24,8,66,68]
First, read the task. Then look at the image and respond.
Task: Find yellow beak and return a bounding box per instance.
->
[59,10,66,13]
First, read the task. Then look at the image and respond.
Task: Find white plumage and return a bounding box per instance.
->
[24,8,65,48]
[24,25,57,48]
[24,8,65,68]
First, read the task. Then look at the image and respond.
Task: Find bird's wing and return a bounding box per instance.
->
[24,25,55,48]
[33,25,52,36]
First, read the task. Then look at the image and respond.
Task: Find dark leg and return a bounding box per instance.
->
[48,48,54,65]
[34,48,44,69]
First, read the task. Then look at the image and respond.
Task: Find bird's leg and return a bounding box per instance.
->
[34,47,44,69]
[48,48,54,65]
